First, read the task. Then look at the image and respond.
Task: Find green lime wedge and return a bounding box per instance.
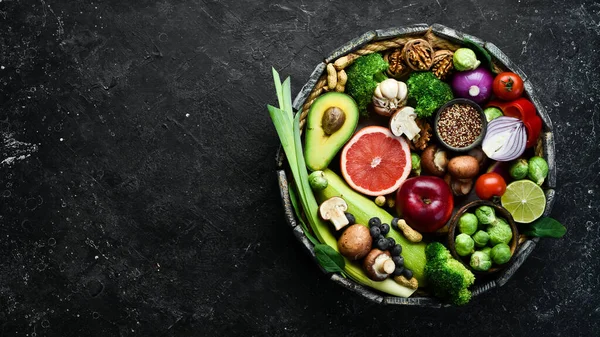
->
[501,180,546,223]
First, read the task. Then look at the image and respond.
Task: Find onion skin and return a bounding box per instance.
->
[482,117,527,162]
[451,68,494,104]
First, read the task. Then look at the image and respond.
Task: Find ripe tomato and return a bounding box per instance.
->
[475,172,507,200]
[492,72,524,101]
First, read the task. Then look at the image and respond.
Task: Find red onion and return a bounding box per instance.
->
[482,116,526,161]
[451,68,494,104]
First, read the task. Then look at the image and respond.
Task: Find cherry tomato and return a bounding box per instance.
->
[475,172,507,200]
[492,72,524,101]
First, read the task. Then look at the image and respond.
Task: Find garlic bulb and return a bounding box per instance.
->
[372,79,408,116]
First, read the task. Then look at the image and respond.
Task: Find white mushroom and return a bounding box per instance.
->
[319,197,349,231]
[389,106,421,140]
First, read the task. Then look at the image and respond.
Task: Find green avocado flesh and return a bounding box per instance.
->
[304,92,359,171]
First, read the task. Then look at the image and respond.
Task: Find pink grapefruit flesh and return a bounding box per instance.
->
[340,126,412,196]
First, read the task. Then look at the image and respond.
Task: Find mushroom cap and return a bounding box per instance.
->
[420,144,447,176]
[337,224,372,260]
[363,249,393,281]
[448,155,480,179]
[319,196,348,220]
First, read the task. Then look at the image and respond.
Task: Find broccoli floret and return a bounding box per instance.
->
[406,72,454,118]
[345,53,389,116]
[425,242,475,306]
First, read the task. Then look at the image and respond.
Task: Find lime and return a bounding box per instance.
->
[501,180,546,223]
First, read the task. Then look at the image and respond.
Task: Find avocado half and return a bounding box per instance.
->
[304,92,359,171]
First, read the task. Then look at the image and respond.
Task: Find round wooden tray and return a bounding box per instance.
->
[275,23,556,307]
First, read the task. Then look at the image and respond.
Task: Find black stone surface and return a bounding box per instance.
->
[0,1,598,336]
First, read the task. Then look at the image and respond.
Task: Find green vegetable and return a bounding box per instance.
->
[455,233,475,256]
[522,217,567,238]
[316,169,428,285]
[314,244,345,273]
[458,213,478,235]
[308,171,328,191]
[475,205,497,225]
[484,107,503,122]
[480,247,492,256]
[470,250,492,271]
[462,38,495,74]
[510,159,529,180]
[345,53,389,116]
[425,242,475,306]
[453,48,481,71]
[527,156,549,186]
[472,230,490,247]
[406,72,454,118]
[490,243,511,264]
[487,220,513,246]
[411,152,421,176]
[268,69,416,298]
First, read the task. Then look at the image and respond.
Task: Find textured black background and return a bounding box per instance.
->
[1,0,599,336]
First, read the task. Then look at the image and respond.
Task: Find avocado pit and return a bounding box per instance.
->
[322,106,346,135]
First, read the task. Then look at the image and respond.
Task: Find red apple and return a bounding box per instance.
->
[396,176,454,233]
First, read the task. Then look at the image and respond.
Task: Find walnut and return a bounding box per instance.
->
[432,50,454,80]
[402,39,433,71]
[412,119,432,151]
[383,48,409,79]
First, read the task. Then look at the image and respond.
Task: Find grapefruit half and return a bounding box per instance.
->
[340,126,412,196]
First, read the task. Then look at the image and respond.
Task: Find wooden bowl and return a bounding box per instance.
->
[447,200,520,274]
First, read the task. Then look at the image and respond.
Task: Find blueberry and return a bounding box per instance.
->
[374,234,385,242]
[387,237,396,247]
[380,223,390,235]
[393,266,404,276]
[345,212,356,225]
[392,255,404,266]
[402,268,413,280]
[376,238,389,250]
[369,226,381,238]
[391,217,400,230]
[390,244,402,256]
[368,217,381,228]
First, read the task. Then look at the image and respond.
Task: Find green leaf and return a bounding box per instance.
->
[522,217,567,238]
[288,186,319,246]
[462,37,495,74]
[314,244,345,274]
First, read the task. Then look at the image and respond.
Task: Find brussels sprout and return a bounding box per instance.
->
[473,230,490,247]
[470,251,492,271]
[455,233,475,256]
[490,243,511,264]
[453,48,481,71]
[484,107,503,122]
[510,159,529,180]
[528,156,549,186]
[475,205,497,225]
[458,213,478,235]
[487,221,513,246]
[308,171,328,190]
[480,247,492,256]
[411,152,421,176]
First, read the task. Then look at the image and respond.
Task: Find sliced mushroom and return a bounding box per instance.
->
[389,106,421,140]
[319,197,349,231]
[363,249,395,281]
